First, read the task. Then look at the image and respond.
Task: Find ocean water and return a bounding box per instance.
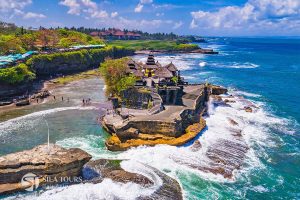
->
[0,37,300,199]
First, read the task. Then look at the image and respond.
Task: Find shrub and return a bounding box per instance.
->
[0,63,35,84]
[100,57,136,97]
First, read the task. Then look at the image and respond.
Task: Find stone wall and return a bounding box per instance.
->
[116,86,209,137]
[158,86,183,105]
[127,120,181,137]
[120,88,152,109]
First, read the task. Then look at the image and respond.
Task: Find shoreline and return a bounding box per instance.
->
[134,48,218,55]
[0,69,101,118]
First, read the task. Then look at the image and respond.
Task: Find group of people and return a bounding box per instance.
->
[52,95,70,102]
[82,98,92,106]
[50,95,92,106]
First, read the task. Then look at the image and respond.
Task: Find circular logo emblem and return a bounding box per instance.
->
[21,173,40,191]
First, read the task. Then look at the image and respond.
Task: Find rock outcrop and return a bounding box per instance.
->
[83,159,183,200]
[210,85,228,95]
[0,144,92,195]
[105,118,206,151]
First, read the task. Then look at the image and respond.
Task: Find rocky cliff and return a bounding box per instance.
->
[0,47,134,100]
[0,144,92,195]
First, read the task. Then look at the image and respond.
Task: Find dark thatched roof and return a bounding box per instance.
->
[155,66,173,78]
[165,62,178,72]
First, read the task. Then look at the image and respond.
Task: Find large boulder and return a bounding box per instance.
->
[83,159,183,200]
[210,85,228,95]
[0,144,92,195]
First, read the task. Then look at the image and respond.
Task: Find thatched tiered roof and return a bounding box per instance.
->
[126,54,179,80]
[155,66,173,78]
[165,62,178,72]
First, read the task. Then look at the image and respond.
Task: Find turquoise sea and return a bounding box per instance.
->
[0,37,299,199]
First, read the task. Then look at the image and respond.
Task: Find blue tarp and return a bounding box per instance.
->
[71,44,105,49]
[0,51,38,67]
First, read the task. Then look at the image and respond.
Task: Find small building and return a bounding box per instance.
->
[126,54,184,87]
[90,29,141,40]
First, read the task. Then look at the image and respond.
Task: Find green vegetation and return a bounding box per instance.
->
[0,26,104,54]
[27,46,133,75]
[0,46,133,85]
[0,63,35,84]
[53,69,101,85]
[109,40,199,52]
[171,76,178,84]
[100,57,136,97]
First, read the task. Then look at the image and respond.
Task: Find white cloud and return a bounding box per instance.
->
[173,21,183,29]
[134,3,143,13]
[81,0,97,10]
[111,12,118,18]
[95,16,174,32]
[0,0,32,11]
[59,0,108,19]
[0,0,46,21]
[59,0,81,15]
[156,12,164,17]
[140,0,153,4]
[90,10,108,18]
[190,0,300,35]
[134,0,153,13]
[152,4,180,10]
[23,12,46,19]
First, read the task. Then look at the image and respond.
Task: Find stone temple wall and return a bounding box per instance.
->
[120,88,152,109]
[116,86,208,137]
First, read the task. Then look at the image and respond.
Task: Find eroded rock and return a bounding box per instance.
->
[244,106,253,113]
[83,159,183,200]
[228,118,238,126]
[0,144,92,195]
[190,140,202,152]
[210,85,228,95]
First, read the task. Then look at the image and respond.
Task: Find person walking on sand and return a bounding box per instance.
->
[82,99,85,105]
[36,98,39,104]
[53,95,56,100]
[62,96,64,101]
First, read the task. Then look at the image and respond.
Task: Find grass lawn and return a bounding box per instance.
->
[109,40,199,51]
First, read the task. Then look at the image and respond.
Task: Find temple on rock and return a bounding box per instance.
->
[101,54,228,151]
[126,54,185,87]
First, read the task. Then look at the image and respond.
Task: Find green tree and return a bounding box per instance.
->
[0,34,24,54]
[0,63,36,84]
[100,57,136,97]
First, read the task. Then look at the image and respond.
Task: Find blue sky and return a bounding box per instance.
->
[1,0,300,36]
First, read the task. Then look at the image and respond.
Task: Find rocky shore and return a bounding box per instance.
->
[83,159,183,200]
[105,117,206,151]
[0,144,92,195]
[135,48,218,55]
[102,84,227,151]
[0,144,183,199]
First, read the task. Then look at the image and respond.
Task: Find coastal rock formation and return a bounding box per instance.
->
[244,106,253,113]
[210,85,228,95]
[0,144,92,195]
[191,48,218,54]
[83,159,183,200]
[175,129,248,179]
[31,90,51,100]
[105,118,206,151]
[102,84,209,151]
[190,140,202,152]
[83,159,153,186]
